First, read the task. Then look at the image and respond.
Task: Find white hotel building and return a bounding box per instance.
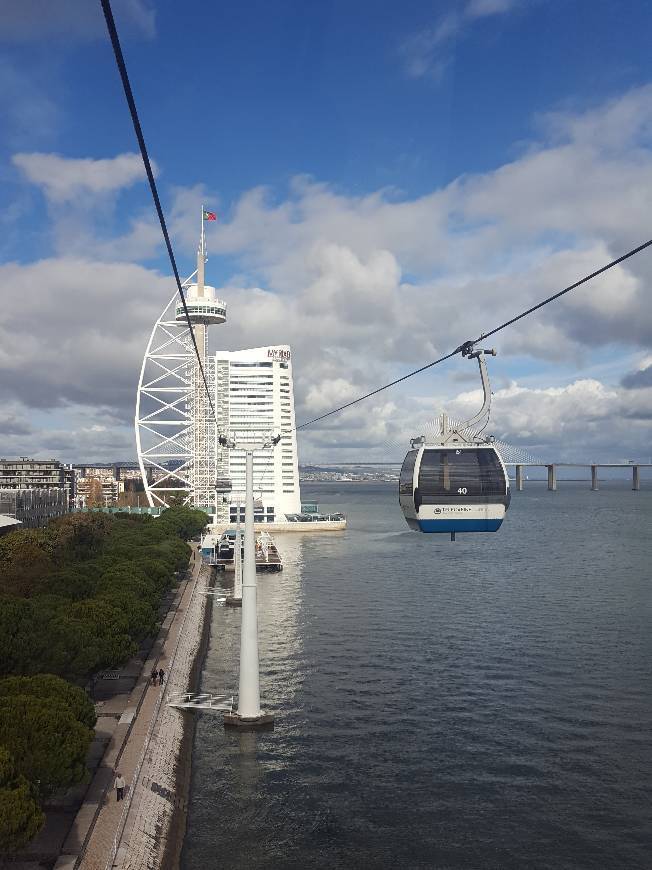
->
[213,345,302,523]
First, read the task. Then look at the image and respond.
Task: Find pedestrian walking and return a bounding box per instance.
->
[115,772,125,801]
[158,667,165,686]
[150,668,158,686]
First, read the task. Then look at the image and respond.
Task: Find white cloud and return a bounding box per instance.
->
[5,86,652,463]
[213,86,652,350]
[400,0,520,79]
[0,0,156,42]
[0,257,171,413]
[10,151,163,261]
[0,410,32,437]
[467,0,517,16]
[12,152,151,203]
[446,378,652,461]
[195,86,652,461]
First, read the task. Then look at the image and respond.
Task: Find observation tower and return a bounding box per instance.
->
[135,210,230,519]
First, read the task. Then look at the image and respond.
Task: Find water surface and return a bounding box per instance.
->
[183,482,652,869]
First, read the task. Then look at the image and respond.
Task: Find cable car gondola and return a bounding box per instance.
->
[399,347,510,540]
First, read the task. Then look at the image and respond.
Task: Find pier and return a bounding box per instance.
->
[509,463,650,491]
[313,461,648,492]
[203,530,284,572]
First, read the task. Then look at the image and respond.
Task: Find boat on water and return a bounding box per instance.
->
[285,511,346,524]
[201,530,283,572]
[223,501,347,531]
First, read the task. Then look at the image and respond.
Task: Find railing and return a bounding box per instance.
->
[167,692,234,712]
[197,587,227,600]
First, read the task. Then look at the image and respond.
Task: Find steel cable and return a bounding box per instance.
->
[99,0,652,441]
[100,0,219,428]
[296,237,652,429]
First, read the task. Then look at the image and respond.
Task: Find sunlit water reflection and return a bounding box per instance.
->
[182,482,652,869]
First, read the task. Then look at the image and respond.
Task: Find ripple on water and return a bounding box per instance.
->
[183,483,652,870]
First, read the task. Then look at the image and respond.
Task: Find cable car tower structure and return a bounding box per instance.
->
[135,211,230,519]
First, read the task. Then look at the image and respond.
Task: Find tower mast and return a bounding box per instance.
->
[197,205,205,297]
[135,204,228,520]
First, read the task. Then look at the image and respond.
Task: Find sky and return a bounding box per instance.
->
[1,0,652,465]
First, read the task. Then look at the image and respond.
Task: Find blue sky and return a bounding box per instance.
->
[1,0,652,463]
[6,0,652,264]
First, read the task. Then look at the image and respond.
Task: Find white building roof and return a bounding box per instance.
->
[0,515,22,528]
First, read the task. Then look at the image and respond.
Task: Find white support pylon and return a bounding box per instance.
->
[237,450,261,719]
[234,502,242,601]
[223,435,279,728]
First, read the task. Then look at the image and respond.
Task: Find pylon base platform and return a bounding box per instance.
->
[223,711,274,729]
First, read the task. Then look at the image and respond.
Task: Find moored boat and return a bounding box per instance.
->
[201,529,282,572]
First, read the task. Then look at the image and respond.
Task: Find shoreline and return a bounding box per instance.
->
[161,568,215,870]
[61,549,212,870]
[110,558,213,869]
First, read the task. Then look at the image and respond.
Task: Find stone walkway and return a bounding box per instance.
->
[116,560,211,870]
[54,547,206,870]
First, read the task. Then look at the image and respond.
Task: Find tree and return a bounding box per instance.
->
[96,590,157,641]
[46,565,99,601]
[47,512,110,560]
[0,598,45,676]
[158,506,209,540]
[150,538,191,572]
[98,566,157,603]
[0,507,196,684]
[0,696,92,797]
[134,558,173,593]
[0,675,96,730]
[0,529,49,564]
[162,490,189,507]
[0,748,44,851]
[0,539,53,598]
[85,478,104,509]
[45,600,136,679]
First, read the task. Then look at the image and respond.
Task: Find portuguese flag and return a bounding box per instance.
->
[203,210,217,221]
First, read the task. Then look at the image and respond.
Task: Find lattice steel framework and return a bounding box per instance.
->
[135,288,228,517]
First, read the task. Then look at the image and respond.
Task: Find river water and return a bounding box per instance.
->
[182,482,652,869]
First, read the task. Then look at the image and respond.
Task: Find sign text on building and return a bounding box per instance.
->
[267,348,291,361]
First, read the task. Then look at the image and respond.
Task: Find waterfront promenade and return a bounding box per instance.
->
[55,546,209,870]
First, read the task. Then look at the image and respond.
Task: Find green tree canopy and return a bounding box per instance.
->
[0,748,44,852]
[45,599,136,679]
[0,675,96,730]
[0,507,196,684]
[0,539,53,598]
[158,506,209,540]
[96,590,157,641]
[46,565,99,601]
[0,599,46,676]
[0,696,92,797]
[47,512,111,560]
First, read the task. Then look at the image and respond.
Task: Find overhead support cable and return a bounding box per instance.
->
[295,350,460,430]
[472,236,652,344]
[100,0,219,427]
[99,0,652,441]
[296,237,652,430]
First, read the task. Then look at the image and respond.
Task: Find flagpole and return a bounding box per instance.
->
[200,204,205,262]
[197,205,205,297]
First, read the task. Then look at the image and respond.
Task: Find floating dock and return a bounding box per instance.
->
[203,530,283,572]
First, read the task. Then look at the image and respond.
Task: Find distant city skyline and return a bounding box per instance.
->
[1,0,651,464]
